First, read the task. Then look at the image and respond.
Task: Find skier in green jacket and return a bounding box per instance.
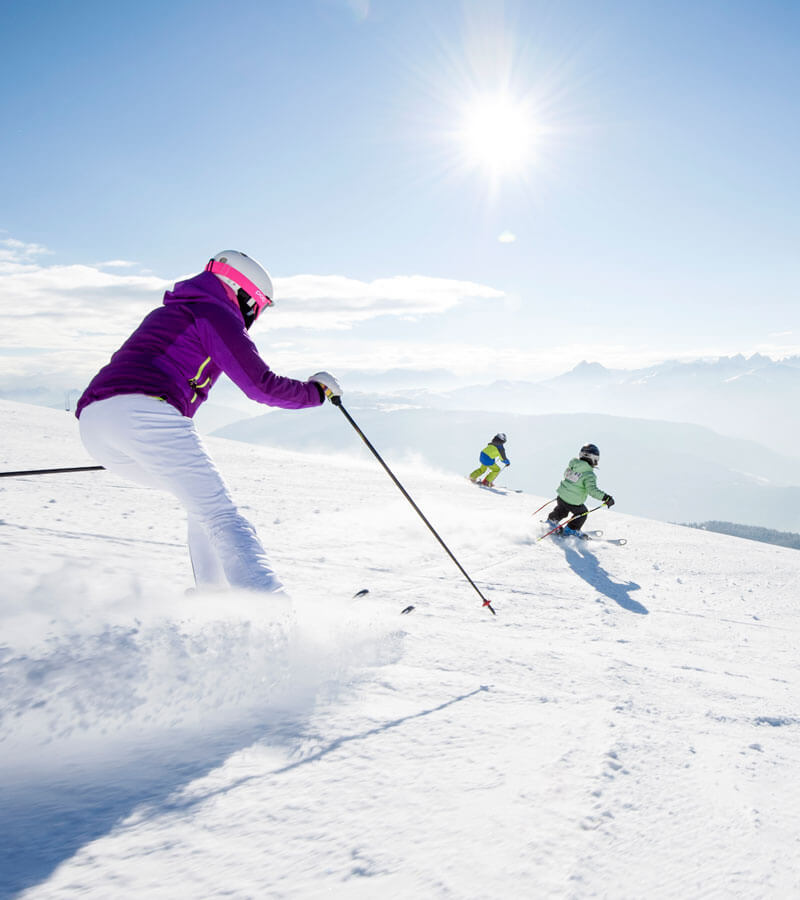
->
[546,443,615,536]
[469,433,510,487]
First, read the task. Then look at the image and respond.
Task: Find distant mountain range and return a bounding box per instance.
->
[5,352,799,531]
[213,402,800,533]
[683,521,800,551]
[386,354,800,451]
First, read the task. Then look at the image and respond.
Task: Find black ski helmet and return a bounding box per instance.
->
[494,433,507,443]
[579,443,600,466]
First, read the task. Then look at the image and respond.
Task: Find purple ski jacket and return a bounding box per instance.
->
[76,271,323,419]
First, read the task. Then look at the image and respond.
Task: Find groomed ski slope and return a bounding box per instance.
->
[1,398,799,899]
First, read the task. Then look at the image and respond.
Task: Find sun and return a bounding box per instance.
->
[457,91,539,177]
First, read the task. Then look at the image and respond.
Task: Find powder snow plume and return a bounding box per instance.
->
[0,560,402,767]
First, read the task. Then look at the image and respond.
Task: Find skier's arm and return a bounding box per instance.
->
[197,306,324,410]
[583,470,606,502]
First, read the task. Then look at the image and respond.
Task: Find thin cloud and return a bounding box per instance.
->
[341,0,370,21]
[272,273,504,330]
[0,252,506,387]
[0,238,52,262]
[497,231,517,243]
[93,259,139,268]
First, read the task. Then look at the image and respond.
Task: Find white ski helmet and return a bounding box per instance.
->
[205,250,273,328]
[494,433,507,443]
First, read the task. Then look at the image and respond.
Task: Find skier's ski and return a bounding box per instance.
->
[554,529,602,541]
[556,530,627,545]
[477,482,522,494]
[541,523,603,538]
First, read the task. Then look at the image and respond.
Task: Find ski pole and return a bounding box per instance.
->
[537,501,609,542]
[330,396,496,615]
[0,465,105,478]
[530,497,556,517]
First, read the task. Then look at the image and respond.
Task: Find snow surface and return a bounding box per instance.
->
[1,398,800,899]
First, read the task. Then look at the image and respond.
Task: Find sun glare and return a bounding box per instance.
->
[458,92,538,176]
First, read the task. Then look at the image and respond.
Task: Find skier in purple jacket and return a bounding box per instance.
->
[77,250,341,595]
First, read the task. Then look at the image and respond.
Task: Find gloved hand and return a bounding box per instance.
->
[308,371,342,401]
[504,461,510,467]
[603,493,615,508]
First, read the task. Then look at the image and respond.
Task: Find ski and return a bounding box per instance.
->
[542,526,626,544]
[351,589,416,615]
[540,522,603,538]
[477,483,522,494]
[555,531,627,545]
[552,529,602,542]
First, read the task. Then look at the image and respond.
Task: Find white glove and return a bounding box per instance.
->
[308,371,342,400]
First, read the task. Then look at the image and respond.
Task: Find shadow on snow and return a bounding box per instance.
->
[561,542,648,615]
[0,687,489,898]
[0,720,279,900]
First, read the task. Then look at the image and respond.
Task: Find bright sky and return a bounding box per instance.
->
[1,0,798,390]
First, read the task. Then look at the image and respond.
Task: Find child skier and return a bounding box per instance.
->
[469,433,510,487]
[76,249,341,595]
[546,443,615,536]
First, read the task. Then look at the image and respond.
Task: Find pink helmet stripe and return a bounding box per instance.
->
[205,260,273,312]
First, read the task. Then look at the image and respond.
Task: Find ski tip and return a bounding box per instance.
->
[352,588,370,598]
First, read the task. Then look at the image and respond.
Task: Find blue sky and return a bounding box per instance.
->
[1,0,798,391]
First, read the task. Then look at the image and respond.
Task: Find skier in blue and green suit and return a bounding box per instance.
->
[469,433,510,487]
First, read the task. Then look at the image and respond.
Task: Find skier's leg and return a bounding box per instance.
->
[79,398,165,490]
[566,504,589,531]
[469,464,487,482]
[483,463,501,485]
[547,498,569,527]
[187,515,226,588]
[80,395,283,592]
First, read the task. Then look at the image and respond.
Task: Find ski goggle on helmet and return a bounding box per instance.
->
[579,443,600,466]
[206,250,274,328]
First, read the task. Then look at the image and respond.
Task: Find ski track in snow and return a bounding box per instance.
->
[1,399,800,899]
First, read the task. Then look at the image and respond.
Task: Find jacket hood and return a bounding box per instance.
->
[569,457,594,473]
[163,271,243,321]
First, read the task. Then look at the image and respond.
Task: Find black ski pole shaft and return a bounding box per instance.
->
[331,397,495,615]
[0,465,105,478]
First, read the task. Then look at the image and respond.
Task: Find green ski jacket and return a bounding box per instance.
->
[556,457,606,505]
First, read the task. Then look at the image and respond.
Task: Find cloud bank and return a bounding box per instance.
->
[0,240,506,392]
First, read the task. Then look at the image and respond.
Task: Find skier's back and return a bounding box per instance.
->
[546,443,615,536]
[77,249,342,595]
[469,433,510,487]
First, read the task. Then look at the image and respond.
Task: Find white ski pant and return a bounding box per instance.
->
[78,394,282,592]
